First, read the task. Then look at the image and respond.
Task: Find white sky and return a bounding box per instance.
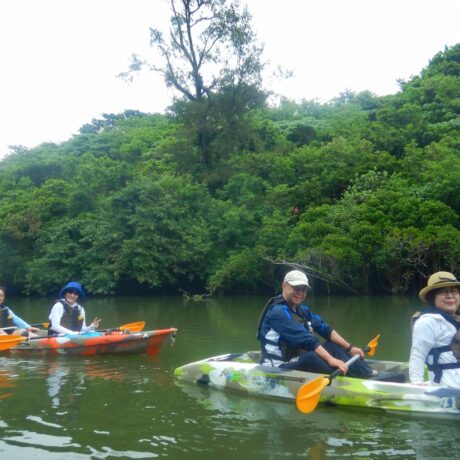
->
[0,0,459,158]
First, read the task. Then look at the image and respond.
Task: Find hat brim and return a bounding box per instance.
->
[59,287,85,299]
[285,280,310,287]
[419,281,460,303]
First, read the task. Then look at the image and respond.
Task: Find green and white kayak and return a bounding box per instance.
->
[174,351,460,418]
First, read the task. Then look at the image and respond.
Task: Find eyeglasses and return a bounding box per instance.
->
[289,284,307,293]
[436,287,460,296]
[67,290,79,296]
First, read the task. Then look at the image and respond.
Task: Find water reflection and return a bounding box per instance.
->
[1,296,459,459]
[46,361,84,409]
[46,360,128,408]
[176,380,460,459]
[0,356,165,458]
[0,369,15,401]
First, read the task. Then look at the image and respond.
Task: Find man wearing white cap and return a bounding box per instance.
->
[257,269,373,377]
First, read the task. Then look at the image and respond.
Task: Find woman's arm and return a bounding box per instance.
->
[9,310,31,330]
[409,317,435,384]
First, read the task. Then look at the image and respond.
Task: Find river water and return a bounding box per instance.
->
[0,294,458,459]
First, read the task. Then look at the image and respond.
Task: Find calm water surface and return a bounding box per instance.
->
[0,295,458,459]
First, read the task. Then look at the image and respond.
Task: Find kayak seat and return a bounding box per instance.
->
[368,371,406,383]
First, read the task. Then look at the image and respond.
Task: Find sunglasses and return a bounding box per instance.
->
[67,290,80,296]
[289,284,307,293]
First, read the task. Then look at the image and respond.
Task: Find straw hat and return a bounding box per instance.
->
[418,271,460,303]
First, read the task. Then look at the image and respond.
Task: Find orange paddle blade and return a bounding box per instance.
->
[295,334,381,414]
[119,321,145,333]
[367,334,380,357]
[296,376,330,414]
[0,334,27,351]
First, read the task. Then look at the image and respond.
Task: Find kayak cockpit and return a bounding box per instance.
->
[207,351,408,383]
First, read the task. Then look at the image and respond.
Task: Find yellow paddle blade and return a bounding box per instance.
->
[296,376,330,414]
[37,322,50,329]
[367,334,380,357]
[118,321,145,333]
[29,322,49,329]
[0,334,27,351]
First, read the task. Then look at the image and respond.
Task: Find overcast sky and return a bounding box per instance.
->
[1,0,459,158]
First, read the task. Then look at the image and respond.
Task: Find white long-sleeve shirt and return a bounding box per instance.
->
[48,301,95,335]
[409,312,460,387]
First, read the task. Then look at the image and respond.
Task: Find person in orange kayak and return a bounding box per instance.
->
[257,270,374,378]
[0,286,40,337]
[48,282,101,336]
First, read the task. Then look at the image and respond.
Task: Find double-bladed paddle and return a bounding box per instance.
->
[42,321,146,336]
[1,322,49,332]
[106,321,145,333]
[0,321,146,349]
[295,334,380,414]
[2,321,145,334]
[30,322,50,328]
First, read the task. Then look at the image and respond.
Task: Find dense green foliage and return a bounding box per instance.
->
[1,45,459,296]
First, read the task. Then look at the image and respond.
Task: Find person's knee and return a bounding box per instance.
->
[295,352,332,373]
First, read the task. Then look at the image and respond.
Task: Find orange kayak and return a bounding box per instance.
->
[5,328,177,356]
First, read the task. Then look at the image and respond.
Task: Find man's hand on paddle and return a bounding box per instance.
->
[327,357,349,374]
[348,346,365,359]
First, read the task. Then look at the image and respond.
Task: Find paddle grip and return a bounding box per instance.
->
[328,351,363,383]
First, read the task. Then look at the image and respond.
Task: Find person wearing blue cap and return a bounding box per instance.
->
[48,282,101,336]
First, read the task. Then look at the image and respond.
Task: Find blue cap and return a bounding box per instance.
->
[58,281,85,299]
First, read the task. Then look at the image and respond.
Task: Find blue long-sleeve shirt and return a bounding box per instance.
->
[258,296,333,366]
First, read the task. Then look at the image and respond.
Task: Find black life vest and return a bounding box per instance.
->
[48,300,84,335]
[412,308,460,383]
[0,305,15,329]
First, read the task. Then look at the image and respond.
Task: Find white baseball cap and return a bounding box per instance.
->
[283,270,310,287]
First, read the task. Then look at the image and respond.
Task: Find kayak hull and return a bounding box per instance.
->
[6,328,177,356]
[174,351,460,418]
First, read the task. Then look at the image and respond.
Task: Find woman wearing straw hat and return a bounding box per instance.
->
[409,271,460,387]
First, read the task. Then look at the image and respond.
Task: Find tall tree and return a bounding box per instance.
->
[122,0,265,168]
[150,0,263,100]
